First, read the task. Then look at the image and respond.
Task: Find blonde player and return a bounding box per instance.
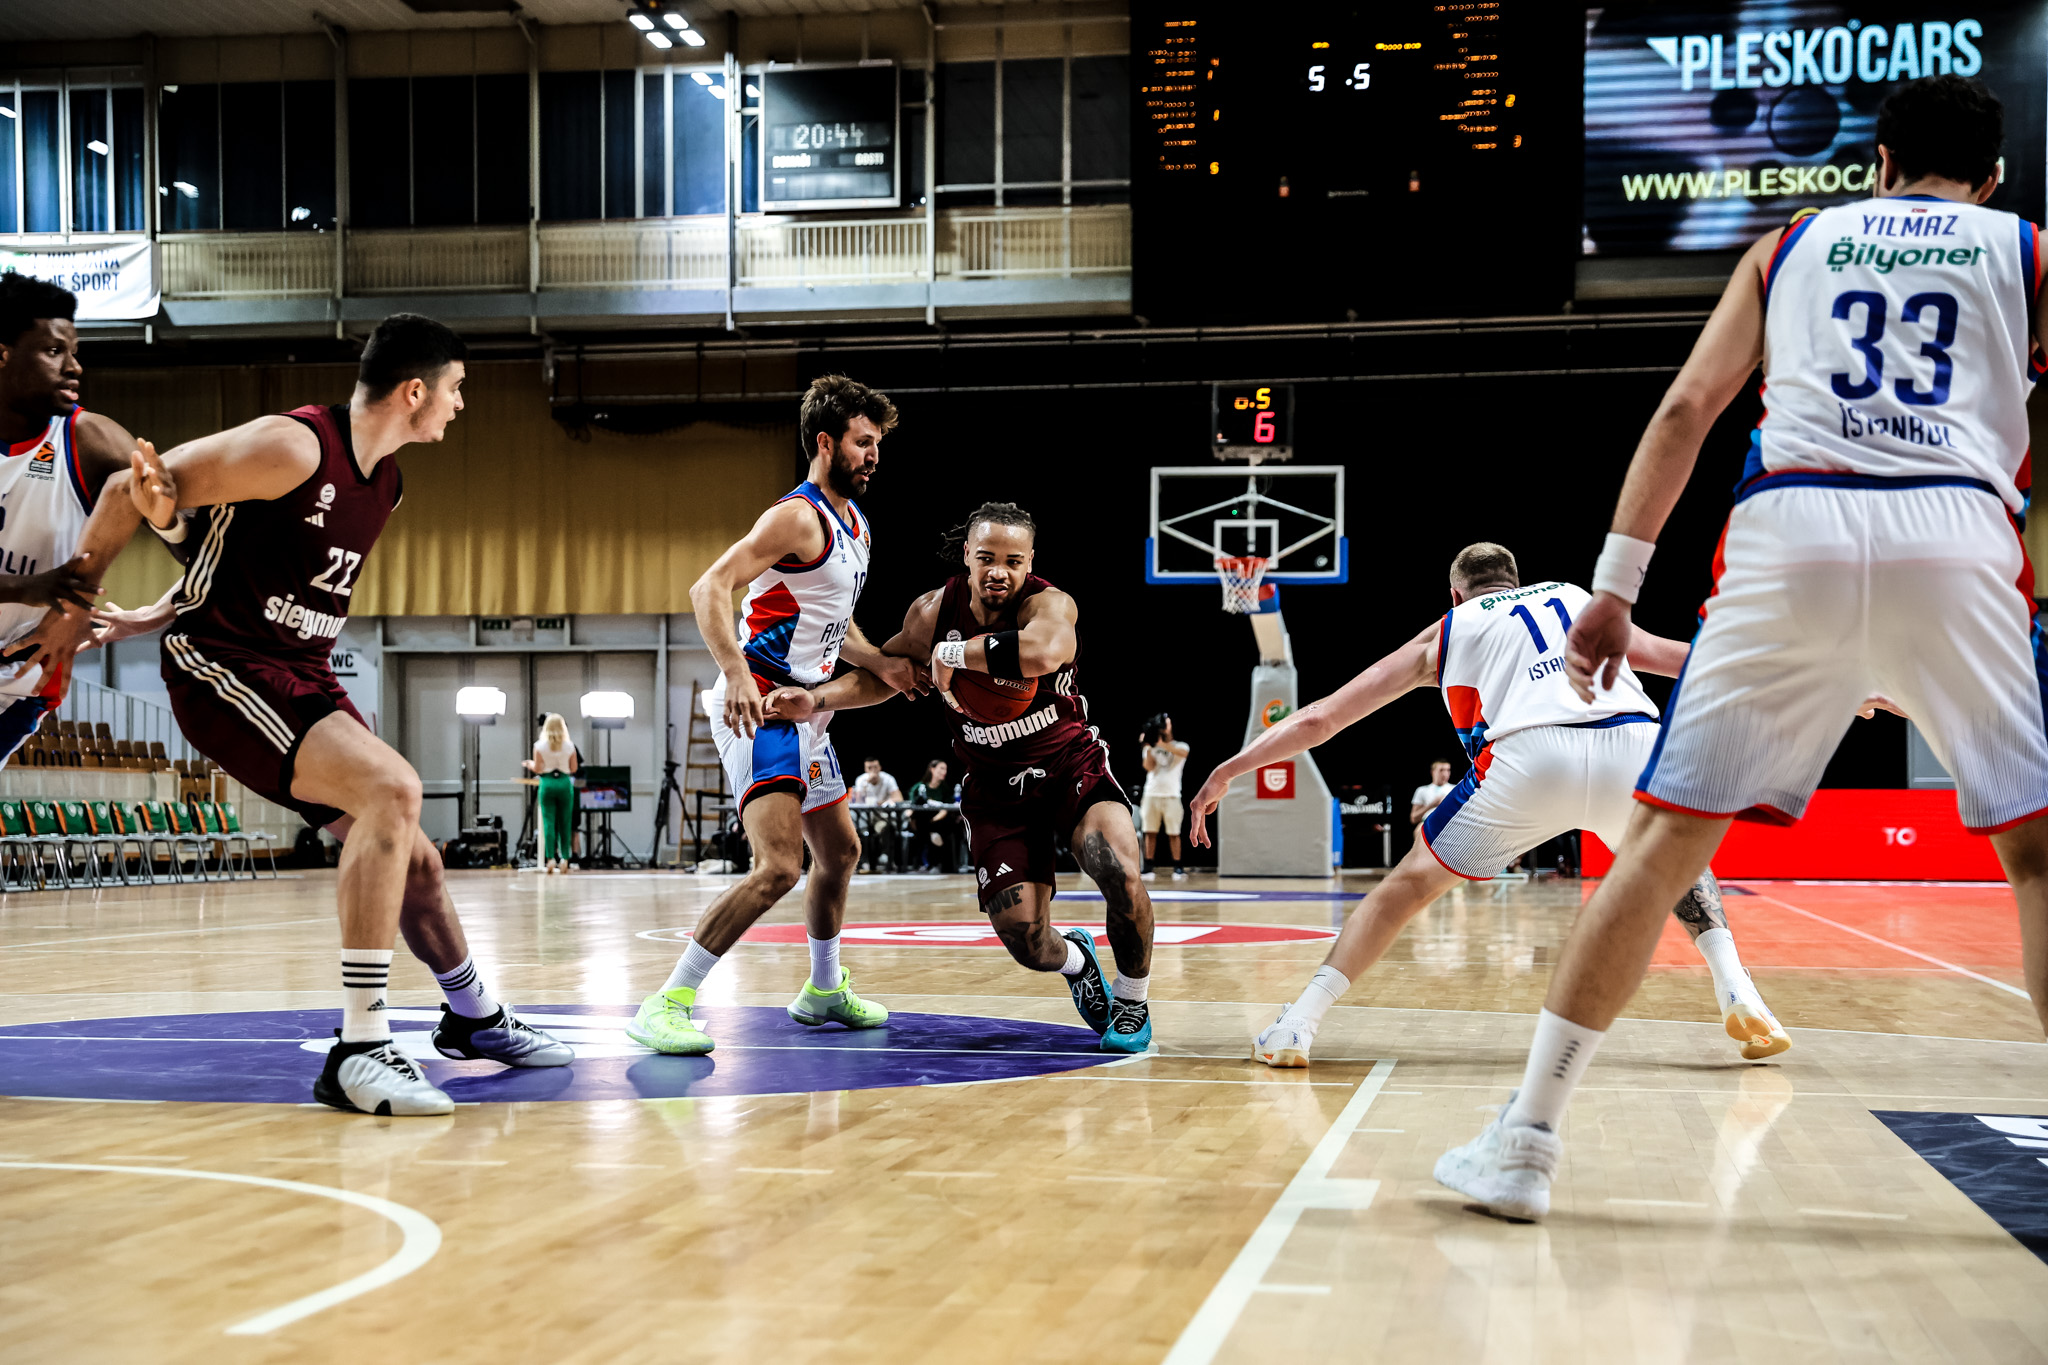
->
[1438,75,2048,1221]
[1189,544,1789,1068]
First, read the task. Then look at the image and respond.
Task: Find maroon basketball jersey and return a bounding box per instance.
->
[935,573,1105,777]
[171,403,400,666]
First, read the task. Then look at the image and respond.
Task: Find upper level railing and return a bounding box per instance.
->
[156,204,1130,301]
[57,677,197,763]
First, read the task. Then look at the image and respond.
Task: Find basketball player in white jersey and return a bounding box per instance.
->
[1188,543,1793,1069]
[0,274,140,755]
[1438,76,2048,1221]
[628,375,924,1055]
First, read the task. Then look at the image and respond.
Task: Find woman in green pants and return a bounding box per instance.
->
[527,713,579,873]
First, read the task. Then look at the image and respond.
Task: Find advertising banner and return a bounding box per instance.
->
[0,238,158,320]
[1582,789,2006,879]
[1584,4,2048,255]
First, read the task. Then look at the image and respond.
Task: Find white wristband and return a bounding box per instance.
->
[934,639,967,669]
[1590,533,1656,604]
[149,515,190,546]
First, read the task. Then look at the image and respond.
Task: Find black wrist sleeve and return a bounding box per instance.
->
[980,630,1024,680]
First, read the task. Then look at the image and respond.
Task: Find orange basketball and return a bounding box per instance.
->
[945,670,1040,724]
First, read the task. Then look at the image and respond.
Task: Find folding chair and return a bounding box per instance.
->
[0,799,47,890]
[209,800,278,879]
[91,800,151,884]
[142,800,209,880]
[125,802,182,882]
[58,801,123,885]
[24,799,87,887]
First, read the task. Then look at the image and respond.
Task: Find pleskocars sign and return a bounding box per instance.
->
[1583,4,2048,255]
[0,238,158,320]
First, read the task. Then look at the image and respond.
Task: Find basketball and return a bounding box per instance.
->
[944,670,1039,724]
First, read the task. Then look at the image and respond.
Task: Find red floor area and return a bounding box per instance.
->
[1628,881,2026,972]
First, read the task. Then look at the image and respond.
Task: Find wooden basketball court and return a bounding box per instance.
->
[3,869,2044,1362]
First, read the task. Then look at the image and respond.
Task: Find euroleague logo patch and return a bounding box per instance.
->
[807,759,824,786]
[638,921,1341,948]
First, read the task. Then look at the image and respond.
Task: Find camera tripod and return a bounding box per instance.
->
[650,723,686,867]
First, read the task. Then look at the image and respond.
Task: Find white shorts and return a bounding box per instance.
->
[1422,720,1657,879]
[707,679,847,817]
[1641,478,2048,832]
[1141,794,1184,834]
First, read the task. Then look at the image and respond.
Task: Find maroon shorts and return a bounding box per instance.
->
[960,739,1130,911]
[161,632,365,828]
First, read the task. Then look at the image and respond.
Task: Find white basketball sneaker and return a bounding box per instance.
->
[1724,987,1791,1060]
[314,1036,455,1116]
[1251,1012,1314,1068]
[1433,1094,1562,1221]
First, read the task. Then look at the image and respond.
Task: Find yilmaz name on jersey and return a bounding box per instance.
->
[1828,238,1983,273]
[1837,405,1957,448]
[262,593,347,642]
[960,705,1059,749]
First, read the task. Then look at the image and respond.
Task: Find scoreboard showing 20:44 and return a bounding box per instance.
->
[760,65,901,212]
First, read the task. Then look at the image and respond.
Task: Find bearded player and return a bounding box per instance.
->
[1188,543,1795,1070]
[767,502,1155,1053]
[627,375,924,1057]
[46,313,571,1117]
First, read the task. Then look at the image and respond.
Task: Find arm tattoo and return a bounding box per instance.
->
[1668,871,1728,943]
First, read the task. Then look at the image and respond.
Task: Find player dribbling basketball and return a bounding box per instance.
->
[768,502,1156,1052]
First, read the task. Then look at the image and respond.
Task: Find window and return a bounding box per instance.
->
[670,71,726,216]
[161,81,335,232]
[0,77,144,234]
[935,56,1129,207]
[539,71,599,221]
[348,76,520,229]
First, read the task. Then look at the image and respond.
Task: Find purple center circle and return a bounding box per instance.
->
[0,1005,1120,1104]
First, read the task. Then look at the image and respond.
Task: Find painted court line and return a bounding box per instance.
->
[0,917,332,951]
[736,1166,834,1176]
[1608,1198,1709,1208]
[0,1161,440,1335]
[1748,891,2029,1000]
[1800,1207,1908,1220]
[1163,1057,1396,1365]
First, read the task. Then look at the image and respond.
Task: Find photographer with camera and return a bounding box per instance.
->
[1139,714,1190,881]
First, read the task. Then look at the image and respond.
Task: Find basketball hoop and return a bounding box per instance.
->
[1215,555,1270,615]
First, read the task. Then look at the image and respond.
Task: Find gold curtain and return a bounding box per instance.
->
[80,361,793,615]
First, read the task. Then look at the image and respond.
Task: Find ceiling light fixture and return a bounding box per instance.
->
[646,30,673,47]
[86,139,109,156]
[690,70,712,85]
[663,12,687,28]
[678,29,706,46]
[628,13,654,29]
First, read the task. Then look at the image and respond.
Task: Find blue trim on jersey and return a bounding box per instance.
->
[1435,609,1452,688]
[1564,712,1658,730]
[748,720,805,786]
[1421,763,1483,846]
[1738,429,1767,492]
[1453,719,1489,761]
[61,409,93,517]
[1732,470,2000,506]
[0,694,54,770]
[1764,212,1819,306]
[742,614,800,679]
[796,481,862,541]
[1635,624,1701,796]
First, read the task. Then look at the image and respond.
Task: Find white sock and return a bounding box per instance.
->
[1058,937,1086,976]
[340,948,393,1043]
[1692,927,1755,1004]
[807,933,842,992]
[1504,1008,1606,1131]
[433,956,499,1020]
[663,941,721,993]
[1112,973,1149,1003]
[1289,965,1350,1027]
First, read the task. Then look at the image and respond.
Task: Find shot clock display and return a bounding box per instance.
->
[1133,2,1578,325]
[759,65,900,211]
[1212,384,1293,461]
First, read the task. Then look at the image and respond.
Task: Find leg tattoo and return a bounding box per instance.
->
[989,886,1065,970]
[1080,830,1152,978]
[1668,869,1728,944]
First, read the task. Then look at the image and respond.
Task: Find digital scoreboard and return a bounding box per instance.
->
[1133,2,1578,325]
[1212,383,1293,460]
[759,65,900,212]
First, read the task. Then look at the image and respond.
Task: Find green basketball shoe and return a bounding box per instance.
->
[787,969,889,1029]
[627,986,715,1055]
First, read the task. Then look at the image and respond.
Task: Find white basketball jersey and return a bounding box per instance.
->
[0,411,94,699]
[736,481,870,690]
[1435,582,1656,764]
[1756,198,2044,512]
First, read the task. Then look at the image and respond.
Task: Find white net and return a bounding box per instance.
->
[1215,555,1270,615]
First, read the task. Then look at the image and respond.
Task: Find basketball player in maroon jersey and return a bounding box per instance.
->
[767,502,1156,1052]
[47,314,571,1116]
